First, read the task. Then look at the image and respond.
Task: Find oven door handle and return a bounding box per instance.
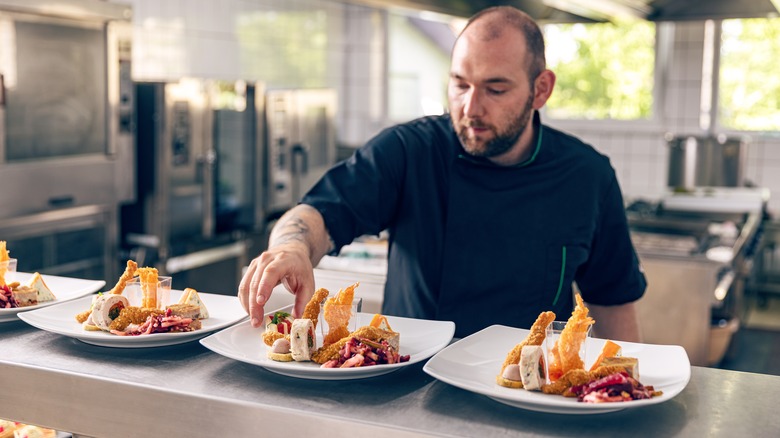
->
[714,268,735,302]
[291,143,308,174]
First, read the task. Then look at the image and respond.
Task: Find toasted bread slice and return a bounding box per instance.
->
[167,303,201,319]
[267,351,294,362]
[495,374,524,388]
[178,288,209,319]
[598,356,640,379]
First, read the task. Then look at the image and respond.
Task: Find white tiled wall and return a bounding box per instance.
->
[119,1,780,213]
[121,0,367,143]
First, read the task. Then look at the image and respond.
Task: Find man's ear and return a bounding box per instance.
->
[532,69,556,109]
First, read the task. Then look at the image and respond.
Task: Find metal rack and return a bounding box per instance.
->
[749,220,780,307]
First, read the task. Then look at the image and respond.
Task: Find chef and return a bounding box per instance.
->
[238,5,646,340]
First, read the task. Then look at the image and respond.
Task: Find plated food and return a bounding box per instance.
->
[74,260,209,337]
[422,325,690,414]
[200,308,455,380]
[1,272,57,309]
[0,419,55,438]
[19,290,246,348]
[0,242,57,309]
[496,294,661,403]
[261,283,409,369]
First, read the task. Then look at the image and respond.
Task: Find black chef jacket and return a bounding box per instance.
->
[302,113,646,338]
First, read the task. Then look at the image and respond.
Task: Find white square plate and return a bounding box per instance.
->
[1,272,105,322]
[18,290,247,348]
[200,307,455,380]
[423,324,691,414]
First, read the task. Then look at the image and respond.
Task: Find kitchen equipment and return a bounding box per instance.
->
[0,0,133,281]
[264,89,337,217]
[121,79,265,295]
[666,134,749,189]
[628,188,766,365]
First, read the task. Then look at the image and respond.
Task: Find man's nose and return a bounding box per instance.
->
[463,89,485,117]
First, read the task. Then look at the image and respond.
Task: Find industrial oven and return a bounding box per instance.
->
[0,0,133,281]
[122,81,338,295]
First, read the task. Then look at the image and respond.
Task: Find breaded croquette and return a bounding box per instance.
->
[75,309,92,324]
[108,306,164,331]
[541,365,628,396]
[262,330,289,347]
[311,326,396,364]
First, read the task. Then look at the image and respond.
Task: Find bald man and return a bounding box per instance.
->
[238,6,646,340]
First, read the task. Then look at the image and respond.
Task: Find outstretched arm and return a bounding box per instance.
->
[238,204,334,327]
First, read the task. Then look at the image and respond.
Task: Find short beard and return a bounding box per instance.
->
[455,93,535,159]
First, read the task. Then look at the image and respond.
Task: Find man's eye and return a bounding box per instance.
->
[488,88,507,95]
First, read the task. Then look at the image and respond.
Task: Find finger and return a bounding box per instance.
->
[248,291,265,328]
[251,263,285,326]
[237,262,257,314]
[291,274,316,318]
[249,273,273,328]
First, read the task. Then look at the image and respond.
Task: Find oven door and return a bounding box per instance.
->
[0,6,133,219]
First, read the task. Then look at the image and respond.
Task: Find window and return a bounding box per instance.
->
[719,17,780,131]
[387,13,453,122]
[543,20,656,120]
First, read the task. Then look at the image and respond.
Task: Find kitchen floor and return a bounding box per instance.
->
[715,296,780,376]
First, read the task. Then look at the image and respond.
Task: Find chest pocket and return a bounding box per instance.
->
[546,243,590,308]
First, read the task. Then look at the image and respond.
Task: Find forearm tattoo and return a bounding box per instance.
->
[272,217,309,246]
[270,208,335,257]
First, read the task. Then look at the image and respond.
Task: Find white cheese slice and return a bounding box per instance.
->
[519,345,545,391]
[25,272,56,302]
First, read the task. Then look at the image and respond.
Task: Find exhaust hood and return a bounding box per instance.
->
[348,0,780,22]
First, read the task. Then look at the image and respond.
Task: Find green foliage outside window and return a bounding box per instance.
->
[719,18,780,131]
[543,21,655,120]
[237,10,329,89]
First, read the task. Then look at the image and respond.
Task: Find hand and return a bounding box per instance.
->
[238,242,316,328]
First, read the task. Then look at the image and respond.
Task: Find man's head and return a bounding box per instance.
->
[448,6,555,165]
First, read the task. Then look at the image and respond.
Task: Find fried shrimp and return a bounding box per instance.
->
[108,260,139,295]
[548,294,594,380]
[498,311,556,377]
[303,288,330,329]
[322,282,358,346]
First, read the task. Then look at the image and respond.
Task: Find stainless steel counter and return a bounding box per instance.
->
[1,319,778,437]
